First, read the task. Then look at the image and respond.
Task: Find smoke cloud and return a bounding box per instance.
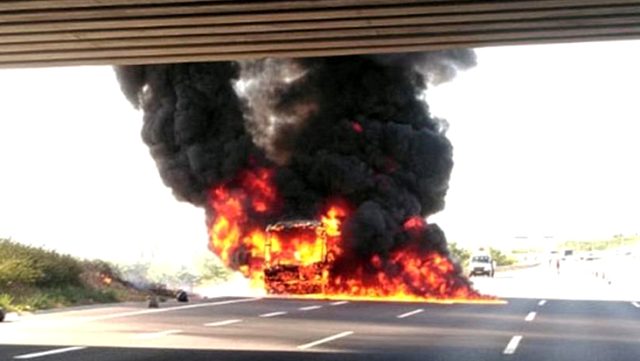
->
[115,50,477,297]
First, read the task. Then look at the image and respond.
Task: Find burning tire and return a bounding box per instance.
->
[176,290,189,302]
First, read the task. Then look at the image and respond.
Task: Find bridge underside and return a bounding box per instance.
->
[1,0,639,67]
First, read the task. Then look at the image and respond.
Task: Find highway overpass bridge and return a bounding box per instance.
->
[0,0,639,67]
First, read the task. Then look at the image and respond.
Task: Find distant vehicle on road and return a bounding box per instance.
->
[469,254,495,277]
[561,249,574,261]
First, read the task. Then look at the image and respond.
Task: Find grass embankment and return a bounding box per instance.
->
[0,239,145,312]
[560,236,640,252]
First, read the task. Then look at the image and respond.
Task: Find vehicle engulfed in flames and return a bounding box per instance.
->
[263,220,331,295]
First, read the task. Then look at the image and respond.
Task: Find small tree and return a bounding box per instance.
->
[197,256,231,284]
[489,248,516,266]
[175,266,199,290]
[448,242,471,265]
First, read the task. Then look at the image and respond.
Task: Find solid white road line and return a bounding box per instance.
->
[133,329,182,340]
[503,335,523,355]
[297,331,354,350]
[79,298,260,323]
[259,311,287,318]
[330,301,349,306]
[525,312,537,322]
[632,302,640,308]
[14,347,87,359]
[204,319,243,327]
[538,300,547,306]
[299,305,323,311]
[397,309,424,319]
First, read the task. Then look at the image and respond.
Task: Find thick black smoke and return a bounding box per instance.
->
[115,63,265,206]
[115,50,477,295]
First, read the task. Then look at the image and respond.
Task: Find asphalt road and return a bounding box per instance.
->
[1,292,639,361]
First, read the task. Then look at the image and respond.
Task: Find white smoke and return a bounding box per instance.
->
[235,59,312,165]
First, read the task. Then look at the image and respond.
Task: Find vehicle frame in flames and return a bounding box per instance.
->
[263,220,330,295]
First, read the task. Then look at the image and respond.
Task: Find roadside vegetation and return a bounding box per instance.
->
[0,239,145,312]
[560,235,640,252]
[448,242,471,265]
[0,238,233,313]
[449,243,517,268]
[117,255,231,294]
[488,248,517,266]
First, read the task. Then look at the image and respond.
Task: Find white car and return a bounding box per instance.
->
[469,255,495,277]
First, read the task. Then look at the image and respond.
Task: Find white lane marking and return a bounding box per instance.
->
[538,300,547,306]
[330,301,349,306]
[133,329,182,340]
[14,347,86,359]
[397,308,424,319]
[259,311,287,318]
[299,305,323,311]
[204,319,242,327]
[297,331,354,350]
[503,335,523,355]
[632,302,640,308]
[78,297,259,323]
[525,312,537,322]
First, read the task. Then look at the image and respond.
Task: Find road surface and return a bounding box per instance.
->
[1,265,639,360]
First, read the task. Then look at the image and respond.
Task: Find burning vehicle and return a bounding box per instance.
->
[116,50,492,302]
[263,220,330,294]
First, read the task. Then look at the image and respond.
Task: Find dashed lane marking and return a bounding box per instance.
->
[297,331,354,350]
[330,301,349,306]
[299,305,323,311]
[503,335,523,355]
[525,312,537,322]
[259,311,287,318]
[632,302,640,308]
[14,347,87,359]
[538,300,547,306]
[133,329,182,340]
[77,297,260,323]
[397,309,424,319]
[204,319,243,327]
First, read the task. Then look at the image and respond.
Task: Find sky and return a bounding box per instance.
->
[1,39,639,266]
[429,39,640,248]
[0,66,206,265]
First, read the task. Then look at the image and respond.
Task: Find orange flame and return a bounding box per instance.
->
[321,205,346,237]
[207,168,492,302]
[326,251,480,302]
[403,216,425,230]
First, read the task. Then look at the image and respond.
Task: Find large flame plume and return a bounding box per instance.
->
[205,166,481,301]
[115,51,489,302]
